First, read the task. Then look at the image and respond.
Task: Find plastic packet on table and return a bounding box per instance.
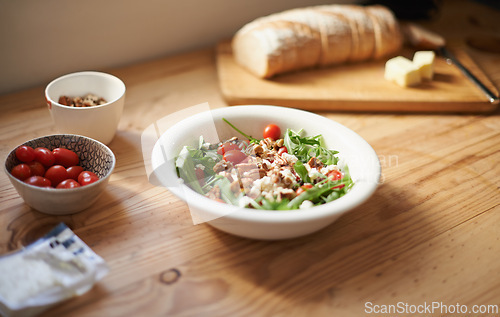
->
[0,223,109,317]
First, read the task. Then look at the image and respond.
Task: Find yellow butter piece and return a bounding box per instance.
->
[384,56,422,87]
[413,51,435,80]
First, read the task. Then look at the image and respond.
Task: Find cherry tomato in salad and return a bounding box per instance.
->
[27,161,45,176]
[278,147,288,155]
[52,148,79,167]
[217,142,240,155]
[296,183,313,195]
[328,170,344,189]
[24,176,51,187]
[34,147,55,167]
[15,145,35,163]
[78,171,99,186]
[11,164,32,181]
[44,165,69,187]
[263,124,281,140]
[223,150,247,164]
[56,179,81,189]
[66,166,84,180]
[327,170,343,181]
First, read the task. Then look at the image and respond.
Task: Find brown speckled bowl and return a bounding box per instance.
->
[4,134,115,215]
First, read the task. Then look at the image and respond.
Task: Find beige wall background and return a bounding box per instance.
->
[0,0,354,95]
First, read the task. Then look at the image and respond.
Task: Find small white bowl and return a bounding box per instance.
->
[151,105,380,240]
[45,71,126,145]
[4,134,115,215]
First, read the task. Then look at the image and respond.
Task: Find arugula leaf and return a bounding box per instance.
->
[287,182,332,209]
[222,118,259,144]
[175,146,204,194]
[284,128,339,165]
[293,160,311,183]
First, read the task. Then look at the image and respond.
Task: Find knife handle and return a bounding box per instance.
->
[439,47,499,105]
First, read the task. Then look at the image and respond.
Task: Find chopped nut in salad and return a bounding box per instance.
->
[175,119,353,210]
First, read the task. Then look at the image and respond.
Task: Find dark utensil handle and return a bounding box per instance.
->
[439,47,499,105]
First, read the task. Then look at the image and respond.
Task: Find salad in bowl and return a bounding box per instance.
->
[150,105,380,239]
[176,119,353,210]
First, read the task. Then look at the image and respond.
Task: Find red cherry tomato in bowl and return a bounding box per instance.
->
[11,164,32,181]
[66,166,84,180]
[263,124,281,140]
[44,165,69,187]
[53,148,79,167]
[15,145,35,163]
[223,150,247,164]
[56,179,81,189]
[34,147,55,167]
[78,171,99,186]
[24,176,51,188]
[27,161,45,176]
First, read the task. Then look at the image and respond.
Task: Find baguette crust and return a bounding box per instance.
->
[232,4,402,78]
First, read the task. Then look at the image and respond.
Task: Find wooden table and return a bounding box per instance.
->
[1,0,499,316]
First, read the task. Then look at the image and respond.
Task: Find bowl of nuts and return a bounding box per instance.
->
[4,134,115,215]
[45,71,126,145]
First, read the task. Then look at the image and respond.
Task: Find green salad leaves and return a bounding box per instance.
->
[175,121,353,210]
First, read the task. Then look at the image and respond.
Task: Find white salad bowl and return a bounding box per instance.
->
[151,105,380,240]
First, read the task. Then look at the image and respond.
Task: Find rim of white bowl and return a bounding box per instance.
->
[152,105,381,224]
[45,71,126,110]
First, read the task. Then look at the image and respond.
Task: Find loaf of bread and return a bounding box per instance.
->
[232,4,403,78]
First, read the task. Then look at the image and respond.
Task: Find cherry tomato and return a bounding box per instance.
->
[327,170,343,181]
[27,161,45,176]
[24,176,51,187]
[263,124,281,140]
[44,165,69,187]
[34,147,55,167]
[15,145,35,163]
[78,171,99,186]
[11,163,32,181]
[223,150,247,164]
[52,148,79,167]
[217,142,240,155]
[56,179,81,189]
[296,183,313,195]
[66,166,84,180]
[278,147,288,155]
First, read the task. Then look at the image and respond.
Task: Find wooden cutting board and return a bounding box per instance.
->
[216,40,499,112]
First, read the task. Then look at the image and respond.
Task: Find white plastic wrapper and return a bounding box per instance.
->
[0,223,109,317]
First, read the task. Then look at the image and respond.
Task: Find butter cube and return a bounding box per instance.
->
[385,56,422,87]
[413,51,435,80]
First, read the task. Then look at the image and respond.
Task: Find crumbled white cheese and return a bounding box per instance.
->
[281,153,298,164]
[238,196,256,208]
[308,167,323,181]
[300,200,314,209]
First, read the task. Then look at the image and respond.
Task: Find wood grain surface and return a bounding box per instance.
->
[1,0,499,316]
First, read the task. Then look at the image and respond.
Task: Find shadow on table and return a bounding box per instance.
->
[208,181,438,314]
